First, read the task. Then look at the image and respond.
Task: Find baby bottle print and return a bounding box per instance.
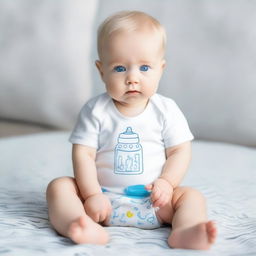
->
[114,127,143,175]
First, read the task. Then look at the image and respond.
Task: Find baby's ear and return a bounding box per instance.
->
[95,60,104,78]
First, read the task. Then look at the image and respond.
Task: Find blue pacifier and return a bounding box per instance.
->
[124,185,151,198]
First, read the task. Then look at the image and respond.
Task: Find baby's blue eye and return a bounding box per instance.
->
[140,65,150,72]
[114,66,126,72]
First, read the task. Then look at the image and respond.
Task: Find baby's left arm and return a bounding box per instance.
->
[146,141,192,207]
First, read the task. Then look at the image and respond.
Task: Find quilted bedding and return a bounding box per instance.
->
[0,132,255,256]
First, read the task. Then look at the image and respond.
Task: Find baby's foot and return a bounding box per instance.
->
[168,221,217,250]
[67,215,109,244]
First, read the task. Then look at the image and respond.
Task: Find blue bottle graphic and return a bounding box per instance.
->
[114,127,143,175]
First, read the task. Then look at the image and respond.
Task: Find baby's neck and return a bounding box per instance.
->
[113,99,149,117]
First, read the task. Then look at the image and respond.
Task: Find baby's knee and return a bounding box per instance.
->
[46,176,76,196]
[174,187,206,205]
[183,187,205,199]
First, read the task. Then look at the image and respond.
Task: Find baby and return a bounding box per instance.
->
[46,11,217,250]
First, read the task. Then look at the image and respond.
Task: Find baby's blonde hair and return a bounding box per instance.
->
[97,11,166,59]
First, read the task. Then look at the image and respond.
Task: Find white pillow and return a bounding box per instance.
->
[92,0,256,146]
[0,0,98,129]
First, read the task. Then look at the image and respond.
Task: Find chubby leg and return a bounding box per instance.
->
[46,176,109,244]
[157,187,217,250]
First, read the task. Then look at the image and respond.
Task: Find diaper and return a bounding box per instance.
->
[103,186,162,229]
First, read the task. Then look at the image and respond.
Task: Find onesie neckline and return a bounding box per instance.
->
[109,96,153,120]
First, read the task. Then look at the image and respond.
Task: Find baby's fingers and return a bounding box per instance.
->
[152,193,169,208]
[92,213,100,223]
[145,184,153,191]
[99,213,107,223]
[151,187,161,204]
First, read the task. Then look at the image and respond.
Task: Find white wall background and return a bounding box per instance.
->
[0,0,98,128]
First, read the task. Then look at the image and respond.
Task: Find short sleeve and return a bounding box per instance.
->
[162,100,194,148]
[69,104,100,149]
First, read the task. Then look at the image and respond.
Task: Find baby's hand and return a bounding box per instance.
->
[83,193,112,223]
[145,178,173,208]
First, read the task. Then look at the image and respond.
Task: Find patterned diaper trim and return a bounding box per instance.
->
[104,192,162,229]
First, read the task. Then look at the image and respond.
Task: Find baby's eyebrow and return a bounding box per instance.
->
[109,60,153,65]
[139,60,153,64]
[138,60,156,66]
[108,61,123,67]
[107,59,155,67]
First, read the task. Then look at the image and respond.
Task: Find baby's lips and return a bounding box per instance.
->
[126,90,141,94]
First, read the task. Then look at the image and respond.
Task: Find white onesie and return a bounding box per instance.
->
[69,92,194,193]
[69,93,194,228]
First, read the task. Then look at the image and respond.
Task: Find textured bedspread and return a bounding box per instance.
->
[0,132,255,256]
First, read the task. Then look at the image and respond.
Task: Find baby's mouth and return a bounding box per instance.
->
[126,90,140,94]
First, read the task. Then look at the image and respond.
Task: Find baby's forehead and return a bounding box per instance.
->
[98,27,166,61]
[111,30,163,48]
[105,29,163,51]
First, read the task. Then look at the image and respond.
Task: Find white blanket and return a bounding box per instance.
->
[0,132,255,256]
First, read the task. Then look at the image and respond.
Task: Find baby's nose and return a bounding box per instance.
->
[125,70,139,85]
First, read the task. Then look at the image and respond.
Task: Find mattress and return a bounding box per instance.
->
[0,132,255,256]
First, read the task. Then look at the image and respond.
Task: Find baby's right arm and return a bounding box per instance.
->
[72,144,112,223]
[72,144,102,199]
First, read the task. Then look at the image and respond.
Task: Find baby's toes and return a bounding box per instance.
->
[206,221,217,243]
